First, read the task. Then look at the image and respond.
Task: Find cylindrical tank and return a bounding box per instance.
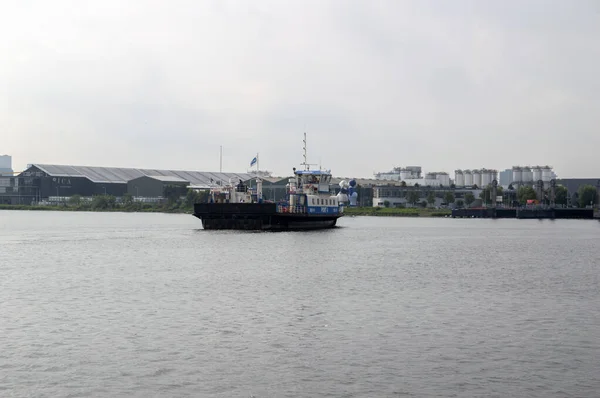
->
[512,167,522,183]
[464,170,473,186]
[481,169,491,187]
[400,168,410,180]
[522,167,533,182]
[542,166,552,182]
[472,169,482,187]
[490,169,498,184]
[454,170,464,187]
[436,173,450,186]
[532,167,542,182]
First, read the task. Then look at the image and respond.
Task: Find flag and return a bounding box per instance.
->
[250,156,257,167]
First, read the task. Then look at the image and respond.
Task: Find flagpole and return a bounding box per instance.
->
[256,152,259,175]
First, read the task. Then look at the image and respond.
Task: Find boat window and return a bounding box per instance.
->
[312,198,315,205]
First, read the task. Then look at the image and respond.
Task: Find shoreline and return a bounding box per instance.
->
[0,204,451,217]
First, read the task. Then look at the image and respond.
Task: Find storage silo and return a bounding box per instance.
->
[522,167,533,182]
[490,169,498,184]
[464,170,473,186]
[472,169,482,187]
[481,169,492,187]
[400,168,410,180]
[512,166,522,183]
[454,170,464,187]
[437,172,450,186]
[532,167,542,182]
[542,166,552,182]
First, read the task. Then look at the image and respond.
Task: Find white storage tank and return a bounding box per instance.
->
[522,167,533,182]
[400,168,410,180]
[532,167,542,182]
[464,170,473,186]
[481,169,491,187]
[512,166,522,183]
[542,166,552,182]
[437,172,450,186]
[490,169,498,184]
[454,170,465,187]
[472,169,482,187]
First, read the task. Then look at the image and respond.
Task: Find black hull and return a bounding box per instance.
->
[193,203,342,231]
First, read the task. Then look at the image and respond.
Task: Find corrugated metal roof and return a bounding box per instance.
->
[32,164,254,185]
[145,175,190,183]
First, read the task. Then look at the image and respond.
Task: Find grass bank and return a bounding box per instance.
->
[1,204,452,218]
[344,207,451,217]
[0,204,190,214]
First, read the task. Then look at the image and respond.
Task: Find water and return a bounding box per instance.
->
[1,211,599,397]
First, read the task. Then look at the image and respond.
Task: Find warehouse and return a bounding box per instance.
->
[13,164,254,204]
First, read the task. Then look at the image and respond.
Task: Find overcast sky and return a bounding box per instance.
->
[1,0,599,178]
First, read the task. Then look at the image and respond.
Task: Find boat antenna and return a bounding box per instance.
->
[302,132,309,170]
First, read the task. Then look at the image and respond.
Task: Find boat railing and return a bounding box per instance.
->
[276,204,307,214]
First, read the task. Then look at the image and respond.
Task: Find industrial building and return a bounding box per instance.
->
[374,166,450,187]
[372,184,483,208]
[0,155,12,176]
[453,169,498,188]
[1,163,254,205]
[374,166,422,181]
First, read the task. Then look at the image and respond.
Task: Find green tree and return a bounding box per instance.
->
[68,194,81,206]
[554,185,568,206]
[407,190,420,206]
[106,195,116,208]
[444,191,455,205]
[383,200,390,208]
[123,193,134,206]
[91,195,108,210]
[400,181,407,187]
[184,189,198,208]
[578,185,597,207]
[517,186,537,204]
[426,191,436,207]
[464,192,475,207]
[456,199,464,207]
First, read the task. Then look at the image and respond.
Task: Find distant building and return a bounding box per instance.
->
[372,185,483,208]
[0,155,12,176]
[499,169,512,187]
[454,168,498,188]
[6,163,254,204]
[556,178,600,206]
[374,166,422,181]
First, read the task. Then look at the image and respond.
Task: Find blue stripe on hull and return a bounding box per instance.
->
[307,206,340,215]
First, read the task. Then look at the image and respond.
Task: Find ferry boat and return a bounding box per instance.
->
[193,135,347,230]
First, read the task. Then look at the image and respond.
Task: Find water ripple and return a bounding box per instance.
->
[1,212,599,397]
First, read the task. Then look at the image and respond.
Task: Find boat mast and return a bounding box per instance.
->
[301,132,309,171]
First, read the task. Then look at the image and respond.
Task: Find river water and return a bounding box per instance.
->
[1,211,599,397]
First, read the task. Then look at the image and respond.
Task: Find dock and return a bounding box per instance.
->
[452,207,595,219]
